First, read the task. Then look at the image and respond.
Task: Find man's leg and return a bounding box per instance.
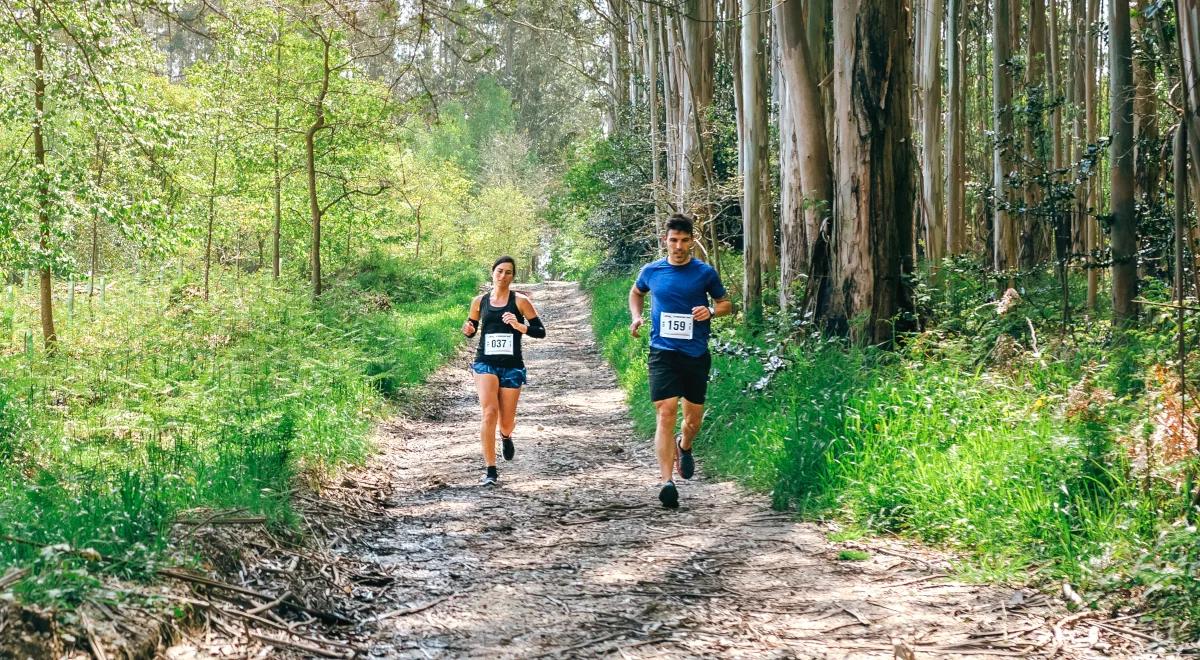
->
[680,399,705,450]
[653,397,679,483]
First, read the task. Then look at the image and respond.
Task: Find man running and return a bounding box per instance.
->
[629,214,732,508]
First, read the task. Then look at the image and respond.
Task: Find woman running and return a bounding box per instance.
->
[461,256,546,486]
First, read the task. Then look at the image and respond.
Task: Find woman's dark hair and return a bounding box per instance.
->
[665,214,694,235]
[491,255,516,273]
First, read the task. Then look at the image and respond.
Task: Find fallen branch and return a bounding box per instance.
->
[248,631,353,659]
[371,593,458,622]
[0,567,29,590]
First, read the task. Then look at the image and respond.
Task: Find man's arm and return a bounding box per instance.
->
[629,285,647,337]
[712,296,733,318]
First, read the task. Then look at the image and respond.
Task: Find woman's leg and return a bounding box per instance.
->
[498,387,521,438]
[474,373,501,466]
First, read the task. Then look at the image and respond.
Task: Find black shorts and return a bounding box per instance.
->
[648,348,712,404]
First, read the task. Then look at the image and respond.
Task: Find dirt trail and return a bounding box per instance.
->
[168,281,1160,659]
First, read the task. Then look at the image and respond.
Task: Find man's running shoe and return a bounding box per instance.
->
[658,480,679,509]
[501,434,515,461]
[481,466,498,486]
[676,433,695,480]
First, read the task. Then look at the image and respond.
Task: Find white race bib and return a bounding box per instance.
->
[659,312,694,340]
[484,333,515,356]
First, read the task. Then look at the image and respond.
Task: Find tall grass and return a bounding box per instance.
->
[0,252,476,603]
[587,265,1200,632]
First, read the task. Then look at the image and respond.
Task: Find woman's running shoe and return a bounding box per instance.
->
[501,434,515,461]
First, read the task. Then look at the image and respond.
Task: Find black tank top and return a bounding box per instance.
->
[474,292,525,368]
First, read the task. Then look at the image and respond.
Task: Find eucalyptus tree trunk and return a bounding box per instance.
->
[815,0,915,345]
[607,0,630,130]
[674,0,715,220]
[945,0,966,255]
[659,7,679,201]
[776,0,833,309]
[1131,10,1160,271]
[1021,0,1047,269]
[644,5,664,240]
[1086,0,1100,310]
[740,0,770,321]
[32,3,56,347]
[993,0,1018,279]
[919,0,945,268]
[1180,0,1200,189]
[1110,0,1138,329]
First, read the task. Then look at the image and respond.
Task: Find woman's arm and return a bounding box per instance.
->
[513,295,546,338]
[461,295,482,336]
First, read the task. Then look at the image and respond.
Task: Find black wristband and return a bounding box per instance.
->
[467,318,479,330]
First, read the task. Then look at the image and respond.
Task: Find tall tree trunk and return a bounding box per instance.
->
[1132,9,1160,273]
[32,4,55,347]
[1070,0,1086,259]
[777,0,833,309]
[816,0,915,344]
[645,5,664,240]
[273,28,282,280]
[1021,0,1048,269]
[660,7,679,202]
[945,0,966,255]
[741,0,770,321]
[89,135,105,299]
[204,126,219,302]
[919,0,945,268]
[1179,0,1200,193]
[675,0,715,220]
[1086,0,1101,310]
[1110,0,1137,328]
[607,0,630,130]
[307,39,331,297]
[993,0,1018,279]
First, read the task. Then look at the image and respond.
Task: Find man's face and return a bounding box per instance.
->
[665,230,693,262]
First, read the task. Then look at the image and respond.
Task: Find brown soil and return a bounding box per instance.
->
[148,282,1177,657]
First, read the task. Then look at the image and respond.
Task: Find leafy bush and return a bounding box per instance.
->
[0,254,476,604]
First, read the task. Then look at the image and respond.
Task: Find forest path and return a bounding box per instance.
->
[169,281,1144,659]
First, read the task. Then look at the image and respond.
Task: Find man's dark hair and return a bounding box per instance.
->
[665,214,694,235]
[492,255,516,272]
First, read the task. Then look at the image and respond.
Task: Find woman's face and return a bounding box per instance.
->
[492,262,514,286]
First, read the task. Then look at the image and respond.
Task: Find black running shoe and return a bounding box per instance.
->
[501,434,515,461]
[676,433,695,480]
[658,481,679,509]
[481,473,497,486]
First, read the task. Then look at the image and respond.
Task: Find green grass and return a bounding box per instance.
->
[587,265,1200,633]
[0,251,477,603]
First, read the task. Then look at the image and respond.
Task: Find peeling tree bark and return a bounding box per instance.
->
[776,0,832,310]
[1110,0,1138,329]
[815,0,915,345]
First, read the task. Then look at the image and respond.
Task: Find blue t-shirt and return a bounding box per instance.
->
[634,258,727,357]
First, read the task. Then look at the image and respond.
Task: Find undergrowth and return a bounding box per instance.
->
[587,258,1200,636]
[0,250,476,604]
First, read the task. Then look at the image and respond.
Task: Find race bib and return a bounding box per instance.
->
[484,333,515,356]
[660,312,694,340]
